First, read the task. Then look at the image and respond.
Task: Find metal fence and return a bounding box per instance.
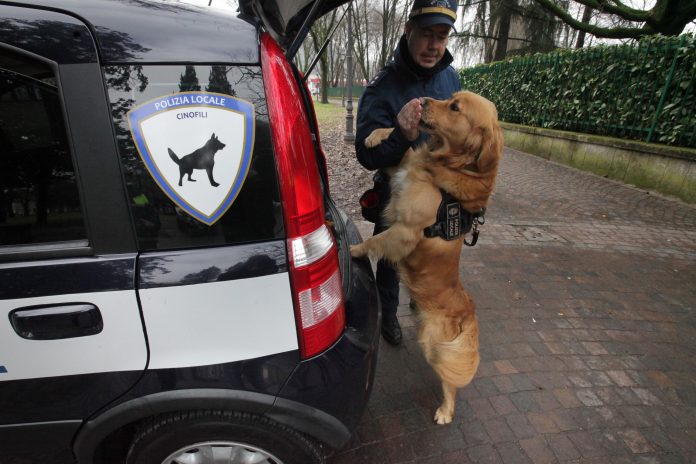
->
[459,34,696,149]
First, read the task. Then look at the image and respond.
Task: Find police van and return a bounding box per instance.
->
[0,1,379,463]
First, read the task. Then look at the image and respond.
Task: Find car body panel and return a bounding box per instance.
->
[140,275,299,370]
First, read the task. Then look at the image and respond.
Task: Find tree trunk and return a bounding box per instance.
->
[493,0,512,62]
[575,5,593,48]
[319,56,330,104]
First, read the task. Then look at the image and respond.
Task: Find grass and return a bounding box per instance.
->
[312,99,359,128]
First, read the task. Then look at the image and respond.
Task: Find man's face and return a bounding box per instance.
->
[405,22,451,69]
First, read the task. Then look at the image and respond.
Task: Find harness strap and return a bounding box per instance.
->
[423,190,485,246]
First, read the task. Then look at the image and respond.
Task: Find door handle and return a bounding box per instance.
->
[9,303,103,340]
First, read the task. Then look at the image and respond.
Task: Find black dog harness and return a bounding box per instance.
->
[423,190,485,246]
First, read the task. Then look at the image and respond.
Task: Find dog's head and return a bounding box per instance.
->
[207,133,226,152]
[420,91,503,173]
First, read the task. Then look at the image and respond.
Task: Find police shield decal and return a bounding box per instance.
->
[128,92,255,225]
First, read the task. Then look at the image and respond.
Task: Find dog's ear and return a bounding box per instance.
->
[475,123,503,173]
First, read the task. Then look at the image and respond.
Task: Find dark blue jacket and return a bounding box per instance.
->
[355,35,461,171]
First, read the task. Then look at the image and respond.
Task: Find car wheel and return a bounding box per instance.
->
[126,410,324,464]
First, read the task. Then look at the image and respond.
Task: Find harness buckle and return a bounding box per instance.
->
[464,208,486,247]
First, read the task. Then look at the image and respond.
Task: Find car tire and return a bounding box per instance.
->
[126,410,325,464]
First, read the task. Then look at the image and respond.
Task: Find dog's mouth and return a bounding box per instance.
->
[420,118,444,150]
[419,119,435,132]
[426,133,444,151]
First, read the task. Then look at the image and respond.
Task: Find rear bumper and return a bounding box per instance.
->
[271,217,380,449]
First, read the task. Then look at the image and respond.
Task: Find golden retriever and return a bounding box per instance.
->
[351,91,503,424]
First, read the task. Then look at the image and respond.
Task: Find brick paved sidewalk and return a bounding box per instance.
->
[330,148,696,464]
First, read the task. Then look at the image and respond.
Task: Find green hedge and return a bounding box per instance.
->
[460,34,696,148]
[326,86,365,98]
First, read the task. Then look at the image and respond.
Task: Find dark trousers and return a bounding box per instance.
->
[374,221,399,318]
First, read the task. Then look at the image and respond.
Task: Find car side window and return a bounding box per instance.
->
[0,50,86,248]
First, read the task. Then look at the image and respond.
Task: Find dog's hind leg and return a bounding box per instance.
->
[184,168,196,184]
[435,381,456,425]
[178,167,185,187]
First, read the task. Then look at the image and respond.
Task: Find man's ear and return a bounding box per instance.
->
[404,21,413,37]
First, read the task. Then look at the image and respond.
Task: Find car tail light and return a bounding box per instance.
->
[261,33,345,359]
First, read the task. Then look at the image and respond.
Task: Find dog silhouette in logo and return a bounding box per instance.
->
[168,133,226,187]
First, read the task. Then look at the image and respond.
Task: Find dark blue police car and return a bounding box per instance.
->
[0,1,380,462]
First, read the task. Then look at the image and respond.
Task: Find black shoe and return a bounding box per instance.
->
[381,314,402,345]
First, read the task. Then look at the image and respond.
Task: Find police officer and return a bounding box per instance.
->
[355,0,461,345]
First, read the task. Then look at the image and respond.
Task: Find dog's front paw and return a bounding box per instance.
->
[364,128,393,148]
[350,244,366,258]
[364,132,382,148]
[434,407,454,425]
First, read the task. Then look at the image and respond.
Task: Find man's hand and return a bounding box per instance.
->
[397,98,422,142]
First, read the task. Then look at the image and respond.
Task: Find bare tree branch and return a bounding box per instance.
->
[533,0,696,37]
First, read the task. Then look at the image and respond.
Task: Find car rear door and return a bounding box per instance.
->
[0,5,147,462]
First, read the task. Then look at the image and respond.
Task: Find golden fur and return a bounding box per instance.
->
[351,91,503,424]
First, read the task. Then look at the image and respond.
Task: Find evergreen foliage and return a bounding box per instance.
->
[459,34,696,148]
[179,65,201,92]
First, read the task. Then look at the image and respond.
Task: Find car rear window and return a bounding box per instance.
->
[106,65,283,250]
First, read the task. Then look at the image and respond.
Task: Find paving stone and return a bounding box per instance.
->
[491,375,518,394]
[551,387,584,408]
[473,377,502,397]
[546,433,582,461]
[548,409,580,432]
[526,411,560,434]
[576,388,604,406]
[567,431,610,459]
[483,417,518,444]
[382,435,416,463]
[488,395,518,416]
[505,414,538,439]
[616,429,656,454]
[607,370,639,387]
[632,388,664,406]
[519,436,556,464]
[594,406,628,428]
[495,442,533,464]
[509,391,542,412]
[466,444,503,464]
[461,420,493,447]
[493,360,519,375]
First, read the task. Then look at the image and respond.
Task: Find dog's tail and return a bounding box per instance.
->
[168,148,180,165]
[418,312,480,388]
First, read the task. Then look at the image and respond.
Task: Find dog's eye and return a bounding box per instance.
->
[450,103,460,112]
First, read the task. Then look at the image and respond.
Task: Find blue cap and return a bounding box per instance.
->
[409,0,457,29]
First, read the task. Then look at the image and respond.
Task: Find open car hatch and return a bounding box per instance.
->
[239,0,349,58]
